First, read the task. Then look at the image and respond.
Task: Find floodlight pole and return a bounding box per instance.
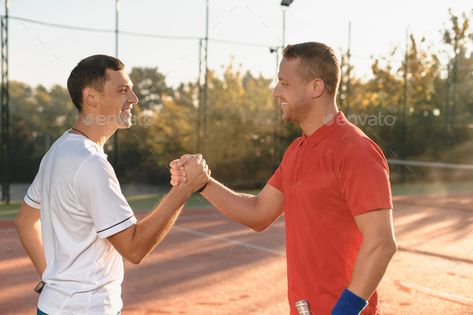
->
[201,0,209,154]
[1,0,10,204]
[113,0,119,172]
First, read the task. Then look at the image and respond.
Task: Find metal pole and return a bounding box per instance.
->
[345,21,351,114]
[113,0,119,171]
[444,63,450,145]
[282,8,286,47]
[400,27,409,183]
[0,14,3,202]
[269,47,280,166]
[1,0,10,204]
[274,49,280,165]
[115,0,119,57]
[277,6,288,163]
[451,37,458,142]
[202,0,209,154]
[197,38,203,152]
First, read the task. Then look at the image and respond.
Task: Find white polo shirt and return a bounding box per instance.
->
[24,131,137,314]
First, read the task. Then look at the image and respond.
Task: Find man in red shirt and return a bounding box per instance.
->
[171,42,397,315]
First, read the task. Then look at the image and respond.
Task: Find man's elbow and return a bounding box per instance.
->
[123,251,143,265]
[390,239,398,255]
[128,256,143,265]
[380,238,397,259]
[122,247,146,265]
[251,220,271,232]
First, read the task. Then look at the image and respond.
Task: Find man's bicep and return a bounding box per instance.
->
[16,201,41,226]
[107,224,136,259]
[255,184,284,228]
[354,209,395,242]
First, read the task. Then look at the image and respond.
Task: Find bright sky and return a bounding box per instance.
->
[7,0,472,88]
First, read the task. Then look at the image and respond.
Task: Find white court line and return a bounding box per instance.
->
[174,225,286,257]
[385,278,473,306]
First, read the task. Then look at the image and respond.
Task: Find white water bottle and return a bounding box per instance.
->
[295,300,311,314]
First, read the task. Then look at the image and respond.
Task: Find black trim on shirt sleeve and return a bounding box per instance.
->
[97,215,134,234]
[26,194,41,205]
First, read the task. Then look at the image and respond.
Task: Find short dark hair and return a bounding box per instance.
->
[283,42,340,94]
[67,55,125,111]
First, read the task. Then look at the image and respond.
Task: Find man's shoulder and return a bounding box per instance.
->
[331,122,386,162]
[335,122,379,148]
[47,134,110,176]
[77,151,112,175]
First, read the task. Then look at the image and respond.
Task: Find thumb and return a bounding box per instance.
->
[179,154,193,164]
[169,159,182,169]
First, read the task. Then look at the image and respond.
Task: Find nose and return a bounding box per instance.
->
[272,82,281,98]
[129,90,139,104]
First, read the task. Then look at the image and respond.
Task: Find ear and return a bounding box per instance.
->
[310,79,325,99]
[82,87,98,109]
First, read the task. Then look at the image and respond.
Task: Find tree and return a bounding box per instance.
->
[442,9,473,143]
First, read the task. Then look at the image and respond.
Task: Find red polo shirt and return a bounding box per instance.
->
[268,112,392,315]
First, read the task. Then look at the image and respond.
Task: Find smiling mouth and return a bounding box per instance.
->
[121,106,133,114]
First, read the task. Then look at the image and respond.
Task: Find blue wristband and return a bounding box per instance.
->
[332,288,368,315]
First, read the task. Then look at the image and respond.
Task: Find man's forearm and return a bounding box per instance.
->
[347,240,397,299]
[128,185,192,263]
[16,207,46,276]
[201,178,261,230]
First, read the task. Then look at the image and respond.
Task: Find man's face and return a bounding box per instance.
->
[272,58,313,124]
[97,69,138,129]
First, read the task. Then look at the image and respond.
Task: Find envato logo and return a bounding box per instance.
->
[80,112,154,128]
[324,112,397,127]
[347,113,397,127]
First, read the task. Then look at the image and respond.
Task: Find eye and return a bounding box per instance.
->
[119,88,127,94]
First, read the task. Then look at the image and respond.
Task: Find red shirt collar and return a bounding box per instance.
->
[298,111,348,147]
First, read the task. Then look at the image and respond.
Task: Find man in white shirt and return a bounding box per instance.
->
[15,55,210,315]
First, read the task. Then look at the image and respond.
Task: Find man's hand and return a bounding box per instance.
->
[173,154,210,192]
[169,155,190,186]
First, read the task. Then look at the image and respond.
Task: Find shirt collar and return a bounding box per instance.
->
[298,111,348,147]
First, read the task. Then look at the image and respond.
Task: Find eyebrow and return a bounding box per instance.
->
[117,83,134,89]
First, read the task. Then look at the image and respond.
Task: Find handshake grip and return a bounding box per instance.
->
[173,154,210,193]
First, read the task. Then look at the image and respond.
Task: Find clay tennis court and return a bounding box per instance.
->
[1,193,472,314]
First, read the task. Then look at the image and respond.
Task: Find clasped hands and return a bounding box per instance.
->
[169,154,211,193]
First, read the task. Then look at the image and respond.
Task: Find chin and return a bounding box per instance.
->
[118,118,133,129]
[121,122,132,129]
[281,112,292,122]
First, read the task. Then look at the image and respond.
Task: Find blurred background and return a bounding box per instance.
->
[1,0,473,200]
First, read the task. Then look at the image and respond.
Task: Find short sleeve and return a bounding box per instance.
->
[75,155,137,238]
[338,140,393,216]
[267,166,283,192]
[24,171,42,209]
[267,139,300,193]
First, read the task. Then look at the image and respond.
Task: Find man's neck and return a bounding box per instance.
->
[71,115,116,147]
[299,100,339,137]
